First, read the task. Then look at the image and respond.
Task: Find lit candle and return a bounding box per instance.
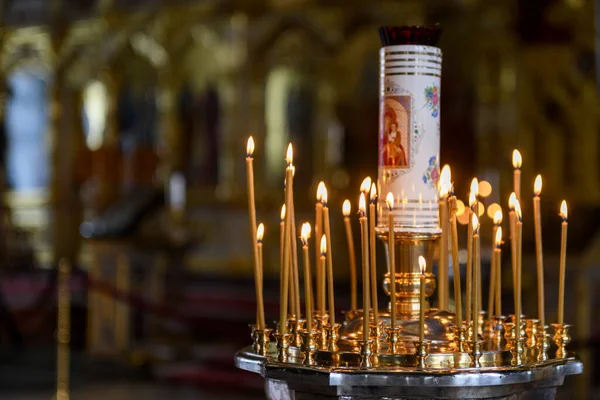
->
[360,177,372,199]
[301,223,313,332]
[472,214,481,342]
[386,192,397,328]
[280,144,293,334]
[558,201,568,325]
[508,192,517,311]
[494,226,503,317]
[359,193,370,341]
[290,166,301,319]
[448,188,462,325]
[489,209,502,318]
[418,256,427,342]
[470,178,482,321]
[316,183,326,316]
[256,223,266,330]
[279,205,286,314]
[438,165,451,310]
[466,189,476,324]
[343,200,358,311]
[533,175,545,327]
[315,182,325,278]
[513,149,522,200]
[246,137,265,330]
[320,235,328,322]
[322,185,335,325]
[514,199,523,340]
[369,183,379,325]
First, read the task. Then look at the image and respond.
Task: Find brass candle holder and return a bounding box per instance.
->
[274,332,291,362]
[504,322,515,350]
[536,325,551,362]
[287,316,299,348]
[414,339,430,369]
[359,339,374,368]
[250,325,273,356]
[492,316,506,346]
[294,319,306,348]
[326,323,341,353]
[300,330,319,365]
[509,337,526,366]
[468,340,483,368]
[551,323,571,359]
[385,326,402,354]
[369,321,384,354]
[525,318,539,349]
[315,313,329,351]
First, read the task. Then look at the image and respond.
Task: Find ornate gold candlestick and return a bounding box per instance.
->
[414,340,430,369]
[525,318,539,349]
[468,340,483,368]
[250,325,272,356]
[386,326,402,354]
[326,323,341,353]
[493,316,506,346]
[315,313,329,350]
[300,330,319,365]
[275,332,291,362]
[359,339,374,368]
[536,325,551,362]
[552,323,571,359]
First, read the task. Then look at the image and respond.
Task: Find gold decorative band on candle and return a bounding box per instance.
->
[377,44,442,234]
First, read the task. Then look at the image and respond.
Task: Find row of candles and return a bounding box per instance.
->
[246,138,569,348]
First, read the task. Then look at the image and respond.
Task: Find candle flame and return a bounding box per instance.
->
[470,178,479,197]
[495,226,503,247]
[286,143,293,165]
[512,149,522,169]
[439,182,450,198]
[246,136,255,157]
[386,192,394,211]
[359,193,366,216]
[321,185,328,206]
[514,198,522,221]
[343,200,351,216]
[508,192,516,210]
[472,213,480,233]
[469,191,476,207]
[439,165,451,197]
[441,164,451,184]
[320,234,327,255]
[370,183,377,203]
[534,174,542,196]
[280,204,286,221]
[494,209,503,225]
[301,222,311,245]
[317,181,326,201]
[560,200,568,221]
[257,223,264,242]
[418,255,426,275]
[360,177,372,194]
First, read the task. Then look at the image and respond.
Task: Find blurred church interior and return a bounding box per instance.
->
[0,0,598,398]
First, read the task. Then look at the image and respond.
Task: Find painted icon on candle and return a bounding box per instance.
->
[379,97,410,168]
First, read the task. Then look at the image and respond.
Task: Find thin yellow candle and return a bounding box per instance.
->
[386,192,397,328]
[321,233,335,325]
[508,192,517,311]
[558,201,568,325]
[301,223,313,332]
[514,199,523,340]
[466,190,476,324]
[316,183,326,315]
[280,144,293,334]
[438,165,451,310]
[289,166,301,318]
[418,256,427,342]
[494,226,503,316]
[533,175,545,327]
[489,210,502,318]
[322,185,335,325]
[319,235,327,320]
[359,193,370,341]
[279,205,285,314]
[246,137,265,330]
[513,149,522,201]
[448,191,462,325]
[256,223,266,329]
[315,182,325,277]
[369,183,379,325]
[343,200,358,311]
[470,178,482,320]
[472,214,480,342]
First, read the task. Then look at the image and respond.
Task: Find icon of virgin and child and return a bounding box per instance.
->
[379,97,409,168]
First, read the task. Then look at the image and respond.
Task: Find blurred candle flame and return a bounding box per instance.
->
[280,204,286,221]
[470,178,479,197]
[359,193,366,216]
[534,175,542,196]
[493,209,503,225]
[343,200,351,217]
[514,198,522,221]
[418,255,426,275]
[246,136,255,157]
[320,235,327,255]
[257,223,264,242]
[509,192,517,210]
[513,149,522,169]
[301,222,311,245]
[560,200,568,221]
[370,183,377,203]
[317,181,326,201]
[495,226,503,247]
[386,192,394,211]
[472,213,480,233]
[286,143,293,165]
[321,184,328,206]
[360,177,372,195]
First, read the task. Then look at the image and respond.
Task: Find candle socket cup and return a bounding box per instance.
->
[287,317,298,348]
[525,319,539,349]
[483,318,495,339]
[299,330,319,365]
[536,325,551,362]
[509,337,526,366]
[359,339,374,368]
[451,325,467,353]
[552,323,571,359]
[314,313,329,351]
[325,323,341,353]
[274,332,291,362]
[386,327,403,354]
[413,339,430,369]
[468,340,484,368]
[504,322,515,350]
[462,323,473,352]
[493,316,506,346]
[369,321,384,354]
[294,319,306,348]
[249,325,272,356]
